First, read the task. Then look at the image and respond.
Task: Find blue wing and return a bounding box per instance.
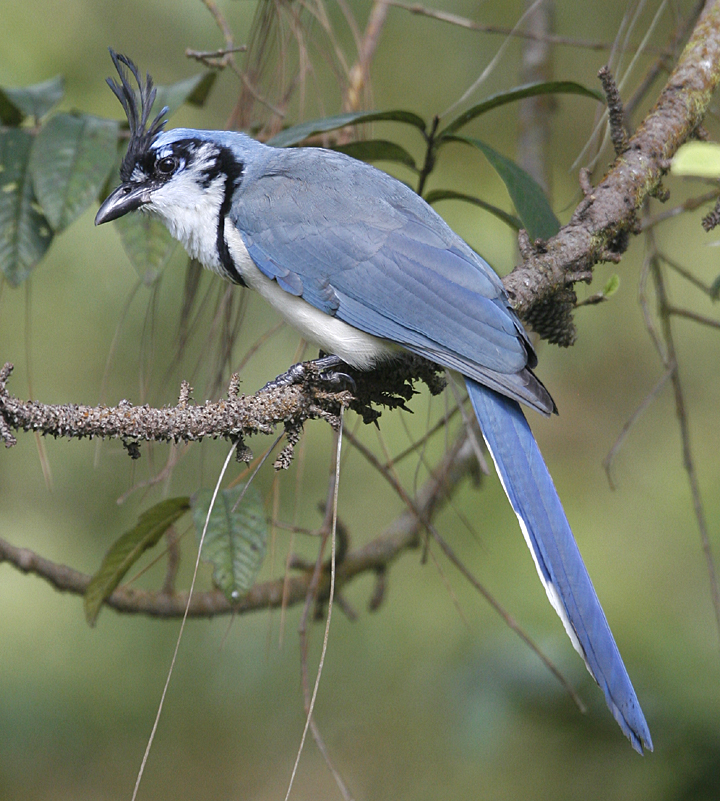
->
[230,143,651,751]
[232,146,553,414]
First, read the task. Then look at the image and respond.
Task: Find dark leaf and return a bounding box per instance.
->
[711,274,720,301]
[30,113,118,232]
[267,110,427,148]
[84,497,191,625]
[184,72,217,107]
[439,81,603,138]
[332,139,417,170]
[98,150,124,201]
[451,136,560,240]
[152,72,218,118]
[113,209,177,284]
[0,75,64,124]
[424,188,522,230]
[0,129,54,285]
[0,91,23,127]
[192,485,268,601]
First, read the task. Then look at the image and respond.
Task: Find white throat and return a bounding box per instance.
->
[145,172,226,273]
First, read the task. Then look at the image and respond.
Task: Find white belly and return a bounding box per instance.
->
[224,226,399,370]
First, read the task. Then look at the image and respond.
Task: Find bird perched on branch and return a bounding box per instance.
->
[96,51,652,753]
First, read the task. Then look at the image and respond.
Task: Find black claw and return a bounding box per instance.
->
[260,363,308,392]
[260,355,356,393]
[320,371,357,392]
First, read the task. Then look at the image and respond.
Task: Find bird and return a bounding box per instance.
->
[95,51,652,753]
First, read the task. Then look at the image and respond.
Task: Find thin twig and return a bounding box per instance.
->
[641,188,720,230]
[345,426,582,707]
[185,46,247,67]
[603,369,672,489]
[286,410,349,801]
[624,0,706,119]
[661,252,720,297]
[384,0,646,51]
[199,0,236,61]
[427,525,586,713]
[388,403,461,467]
[517,0,555,196]
[131,442,237,801]
[668,305,720,329]
[343,0,389,113]
[442,0,546,120]
[645,224,720,639]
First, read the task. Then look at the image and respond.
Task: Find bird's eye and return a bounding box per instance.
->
[156,156,178,176]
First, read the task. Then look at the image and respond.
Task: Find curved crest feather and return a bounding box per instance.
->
[107,49,168,181]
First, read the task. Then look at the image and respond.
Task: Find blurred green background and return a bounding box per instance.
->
[2,1,720,799]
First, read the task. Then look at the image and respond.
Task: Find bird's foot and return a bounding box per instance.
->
[261,354,356,393]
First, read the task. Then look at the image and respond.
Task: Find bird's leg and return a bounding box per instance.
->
[261,353,356,392]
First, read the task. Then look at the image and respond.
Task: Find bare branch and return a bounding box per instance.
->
[640,187,720,230]
[344,0,390,112]
[598,65,629,155]
[517,0,555,196]
[384,0,642,51]
[0,357,445,455]
[668,305,720,329]
[506,1,720,345]
[0,425,476,619]
[603,369,672,488]
[643,222,720,638]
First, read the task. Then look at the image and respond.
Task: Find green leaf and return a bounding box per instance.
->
[192,485,268,601]
[0,91,24,127]
[84,497,191,625]
[450,136,560,240]
[603,273,620,297]
[671,142,720,178]
[113,210,178,284]
[152,72,217,117]
[424,189,522,230]
[267,110,427,148]
[0,75,64,124]
[0,129,54,286]
[29,113,119,232]
[439,81,603,138]
[710,274,720,301]
[332,139,417,170]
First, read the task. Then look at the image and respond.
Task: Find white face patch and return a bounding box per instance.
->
[143,143,226,272]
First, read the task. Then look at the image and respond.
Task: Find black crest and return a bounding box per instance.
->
[106,50,168,181]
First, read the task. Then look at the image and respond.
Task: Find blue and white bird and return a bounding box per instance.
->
[96,52,652,753]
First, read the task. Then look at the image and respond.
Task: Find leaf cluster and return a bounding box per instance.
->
[268,81,603,241]
[0,69,216,285]
[84,486,267,625]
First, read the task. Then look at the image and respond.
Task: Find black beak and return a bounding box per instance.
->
[95,183,151,225]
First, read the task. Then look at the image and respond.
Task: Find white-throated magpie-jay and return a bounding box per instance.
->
[95,52,651,753]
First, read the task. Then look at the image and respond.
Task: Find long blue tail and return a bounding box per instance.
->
[466,378,652,753]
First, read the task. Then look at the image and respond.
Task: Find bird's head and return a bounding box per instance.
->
[95,51,233,228]
[94,51,257,277]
